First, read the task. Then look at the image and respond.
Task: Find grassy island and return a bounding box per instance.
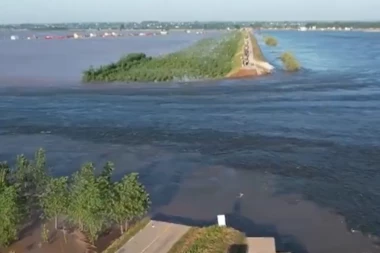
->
[280,52,301,72]
[83,32,243,83]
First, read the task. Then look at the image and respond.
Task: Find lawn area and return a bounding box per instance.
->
[168,225,246,253]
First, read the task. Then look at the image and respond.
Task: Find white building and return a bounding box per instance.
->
[10,35,19,40]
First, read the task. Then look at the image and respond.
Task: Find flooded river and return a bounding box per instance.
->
[0,30,380,253]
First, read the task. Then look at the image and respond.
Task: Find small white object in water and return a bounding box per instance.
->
[238,193,244,198]
[217,214,226,226]
[351,229,357,233]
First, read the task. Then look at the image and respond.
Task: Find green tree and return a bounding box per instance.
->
[13,149,49,197]
[109,173,150,235]
[0,182,21,247]
[280,52,301,72]
[40,176,69,230]
[68,163,104,243]
[32,148,49,194]
[264,36,278,46]
[96,162,114,223]
[12,149,50,218]
[0,162,10,186]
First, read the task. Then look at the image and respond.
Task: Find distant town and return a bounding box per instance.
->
[2,21,380,42]
[1,21,380,31]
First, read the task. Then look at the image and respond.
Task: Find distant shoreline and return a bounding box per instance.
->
[2,28,380,32]
[259,28,380,32]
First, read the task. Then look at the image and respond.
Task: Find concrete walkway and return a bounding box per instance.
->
[116,221,189,253]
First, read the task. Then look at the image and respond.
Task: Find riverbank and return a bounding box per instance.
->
[228,28,273,78]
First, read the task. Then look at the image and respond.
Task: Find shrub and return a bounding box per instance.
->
[264,36,278,46]
[280,52,301,72]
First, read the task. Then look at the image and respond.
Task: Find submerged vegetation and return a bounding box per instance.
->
[168,225,246,253]
[0,149,150,248]
[264,36,278,46]
[83,32,243,83]
[280,52,301,72]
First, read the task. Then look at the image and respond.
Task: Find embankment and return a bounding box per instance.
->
[227,28,274,79]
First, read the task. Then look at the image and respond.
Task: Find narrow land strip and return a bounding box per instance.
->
[228,28,273,78]
[116,221,189,253]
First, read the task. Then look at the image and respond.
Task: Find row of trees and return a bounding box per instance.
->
[82,32,243,83]
[0,149,150,247]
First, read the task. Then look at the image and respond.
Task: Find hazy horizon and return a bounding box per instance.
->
[1,0,379,24]
[1,20,380,25]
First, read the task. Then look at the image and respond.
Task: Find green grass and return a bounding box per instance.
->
[227,31,246,76]
[168,225,246,253]
[102,217,150,253]
[280,52,301,72]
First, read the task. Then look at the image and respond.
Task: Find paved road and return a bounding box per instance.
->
[116,221,189,253]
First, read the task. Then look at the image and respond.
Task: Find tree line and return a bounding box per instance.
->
[82,32,243,83]
[0,149,150,247]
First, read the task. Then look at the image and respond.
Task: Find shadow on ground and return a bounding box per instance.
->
[152,198,309,253]
[228,244,248,253]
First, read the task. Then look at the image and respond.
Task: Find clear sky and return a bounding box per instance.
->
[0,0,379,24]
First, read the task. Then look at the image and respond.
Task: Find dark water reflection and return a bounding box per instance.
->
[1,31,380,253]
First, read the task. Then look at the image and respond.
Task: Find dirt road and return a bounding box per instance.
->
[116,221,189,253]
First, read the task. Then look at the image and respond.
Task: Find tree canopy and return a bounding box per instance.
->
[0,149,150,248]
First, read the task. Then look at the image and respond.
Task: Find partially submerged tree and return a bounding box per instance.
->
[40,176,69,230]
[280,52,301,72]
[264,36,278,46]
[109,173,150,235]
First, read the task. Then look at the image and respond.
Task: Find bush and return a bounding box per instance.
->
[264,36,278,46]
[280,52,301,72]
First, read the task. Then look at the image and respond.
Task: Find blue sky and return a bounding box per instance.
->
[0,0,379,24]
